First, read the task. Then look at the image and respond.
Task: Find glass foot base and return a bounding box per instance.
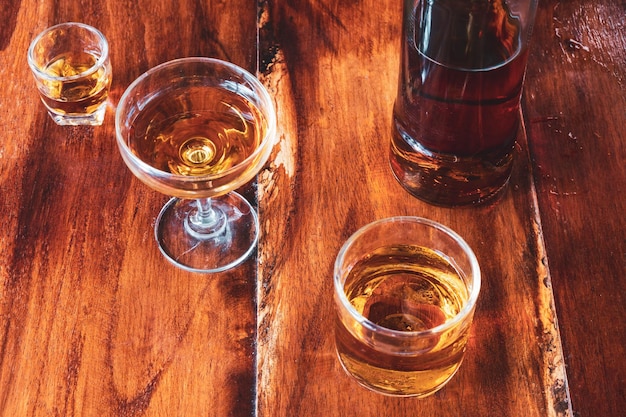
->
[46,103,107,126]
[155,192,258,273]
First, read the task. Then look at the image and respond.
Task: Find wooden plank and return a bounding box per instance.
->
[0,1,257,416]
[524,1,626,416]
[257,0,568,415]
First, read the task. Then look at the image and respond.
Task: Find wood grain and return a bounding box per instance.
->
[1,0,624,416]
[524,1,626,416]
[256,1,569,416]
[1,1,257,416]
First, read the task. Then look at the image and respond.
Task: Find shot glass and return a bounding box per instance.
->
[390,0,538,205]
[27,22,112,126]
[334,217,480,397]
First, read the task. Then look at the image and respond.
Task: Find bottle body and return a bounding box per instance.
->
[390,0,537,205]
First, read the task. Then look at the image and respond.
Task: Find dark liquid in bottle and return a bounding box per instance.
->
[390,0,528,206]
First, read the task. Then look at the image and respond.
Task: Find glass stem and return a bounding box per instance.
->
[185,197,227,239]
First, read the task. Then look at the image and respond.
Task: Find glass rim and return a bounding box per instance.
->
[114,56,277,184]
[27,22,109,82]
[333,216,481,338]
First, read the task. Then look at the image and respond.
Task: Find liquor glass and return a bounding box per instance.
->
[27,22,112,126]
[115,57,277,273]
[390,0,538,205]
[334,217,481,397]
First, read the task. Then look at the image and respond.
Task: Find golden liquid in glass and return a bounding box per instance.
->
[336,245,471,397]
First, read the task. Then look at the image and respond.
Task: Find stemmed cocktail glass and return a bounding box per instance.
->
[116,57,276,273]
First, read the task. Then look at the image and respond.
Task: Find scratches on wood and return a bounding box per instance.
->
[528,172,573,417]
[256,44,299,417]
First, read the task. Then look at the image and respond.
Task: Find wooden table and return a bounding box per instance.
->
[1,1,624,416]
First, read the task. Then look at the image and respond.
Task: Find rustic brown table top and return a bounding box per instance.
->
[1,1,625,416]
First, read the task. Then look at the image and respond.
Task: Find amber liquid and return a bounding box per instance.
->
[335,245,472,397]
[128,85,266,181]
[391,0,528,205]
[40,51,111,116]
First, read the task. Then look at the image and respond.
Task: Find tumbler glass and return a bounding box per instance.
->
[334,217,480,397]
[27,22,112,126]
[390,0,538,205]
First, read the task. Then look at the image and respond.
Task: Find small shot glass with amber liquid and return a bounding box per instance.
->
[28,22,112,126]
[333,217,480,397]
